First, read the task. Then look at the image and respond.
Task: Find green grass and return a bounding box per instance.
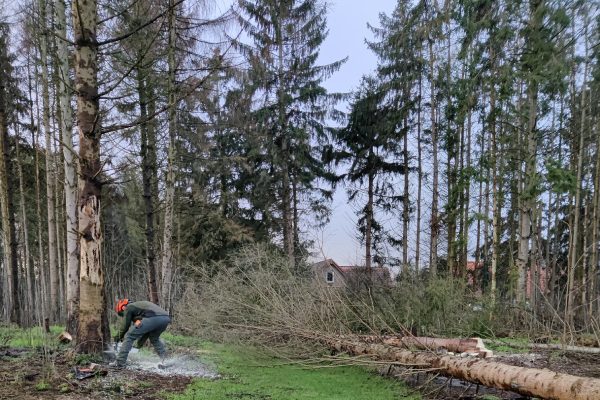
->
[0,324,63,348]
[1,326,418,399]
[484,336,545,353]
[168,341,419,400]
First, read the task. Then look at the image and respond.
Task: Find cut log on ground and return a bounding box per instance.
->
[362,335,493,358]
[327,336,600,400]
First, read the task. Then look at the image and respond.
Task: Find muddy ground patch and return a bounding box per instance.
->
[0,346,215,399]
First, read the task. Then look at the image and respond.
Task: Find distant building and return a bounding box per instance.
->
[311,259,392,287]
[311,259,347,287]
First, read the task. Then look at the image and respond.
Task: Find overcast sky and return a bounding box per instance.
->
[300,0,398,266]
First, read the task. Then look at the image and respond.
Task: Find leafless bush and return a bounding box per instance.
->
[173,245,538,350]
[173,244,352,348]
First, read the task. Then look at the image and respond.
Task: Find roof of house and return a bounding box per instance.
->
[311,259,346,275]
[467,261,482,271]
[338,265,391,281]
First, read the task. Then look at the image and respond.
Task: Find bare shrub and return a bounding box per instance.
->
[174,245,523,349]
[173,244,351,347]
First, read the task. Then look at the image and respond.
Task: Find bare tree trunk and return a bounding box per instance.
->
[365,166,374,273]
[428,37,439,276]
[73,0,108,353]
[517,76,537,304]
[0,42,19,324]
[489,52,499,301]
[292,174,300,263]
[475,93,486,270]
[29,50,48,323]
[402,116,409,274]
[55,0,79,334]
[415,74,423,272]
[566,36,588,328]
[53,105,65,320]
[137,71,159,304]
[15,123,34,326]
[39,0,59,322]
[161,0,177,312]
[459,100,472,276]
[590,117,600,316]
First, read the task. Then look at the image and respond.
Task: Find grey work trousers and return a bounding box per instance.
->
[116,315,171,366]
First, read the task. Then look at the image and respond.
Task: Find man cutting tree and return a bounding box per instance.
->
[111,299,171,368]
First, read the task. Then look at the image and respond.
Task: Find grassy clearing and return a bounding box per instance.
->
[168,340,419,400]
[484,337,534,353]
[0,324,63,348]
[1,326,419,399]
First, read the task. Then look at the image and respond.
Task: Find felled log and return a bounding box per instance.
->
[327,337,600,400]
[365,335,493,358]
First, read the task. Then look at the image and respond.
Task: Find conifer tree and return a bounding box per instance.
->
[235,0,344,267]
[334,76,405,271]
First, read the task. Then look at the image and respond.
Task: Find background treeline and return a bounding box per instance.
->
[0,0,599,342]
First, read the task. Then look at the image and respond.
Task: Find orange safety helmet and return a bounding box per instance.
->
[115,298,129,315]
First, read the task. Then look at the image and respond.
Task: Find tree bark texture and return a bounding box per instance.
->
[428,37,439,276]
[365,167,374,272]
[39,0,59,322]
[73,0,107,354]
[137,70,159,304]
[0,42,19,323]
[15,124,33,325]
[56,0,79,334]
[161,0,177,312]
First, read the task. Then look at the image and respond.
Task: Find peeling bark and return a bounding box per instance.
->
[73,0,107,354]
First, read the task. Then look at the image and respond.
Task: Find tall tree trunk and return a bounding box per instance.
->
[0,42,19,324]
[590,117,600,316]
[475,93,486,269]
[566,66,587,329]
[53,100,65,320]
[55,0,79,334]
[137,71,159,304]
[415,74,423,272]
[365,165,374,274]
[489,50,499,301]
[428,37,439,276]
[15,123,34,326]
[402,116,409,274]
[292,174,300,263]
[459,101,472,276]
[30,51,48,323]
[39,0,59,322]
[517,76,538,303]
[161,0,177,311]
[73,0,107,353]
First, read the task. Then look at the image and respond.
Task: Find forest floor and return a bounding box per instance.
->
[0,345,194,399]
[1,330,600,399]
